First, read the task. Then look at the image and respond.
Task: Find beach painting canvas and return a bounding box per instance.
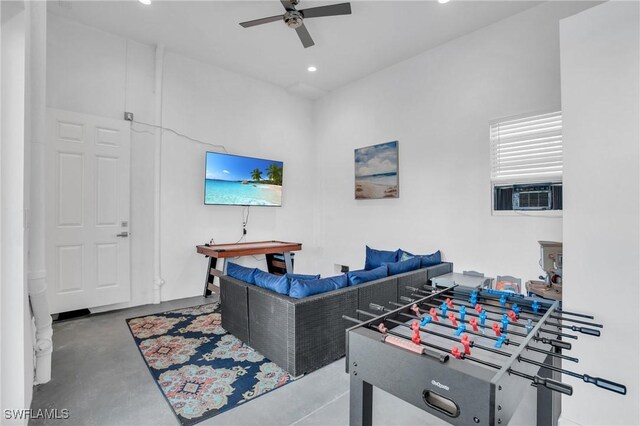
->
[354,141,399,199]
[204,152,283,206]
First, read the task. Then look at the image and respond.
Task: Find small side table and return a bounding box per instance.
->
[196,240,303,297]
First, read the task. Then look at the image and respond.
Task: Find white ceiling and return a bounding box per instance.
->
[48,0,542,98]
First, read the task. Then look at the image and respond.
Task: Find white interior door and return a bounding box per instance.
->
[46,109,131,314]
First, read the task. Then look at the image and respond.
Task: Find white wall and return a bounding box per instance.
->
[561,2,640,424]
[312,2,592,279]
[159,52,316,301]
[46,14,317,304]
[1,0,32,419]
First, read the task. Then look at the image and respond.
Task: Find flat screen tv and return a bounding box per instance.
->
[204,151,284,206]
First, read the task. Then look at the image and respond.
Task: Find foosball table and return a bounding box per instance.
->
[344,284,626,426]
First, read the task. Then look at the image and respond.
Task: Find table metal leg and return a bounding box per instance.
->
[203,257,217,297]
[283,252,294,273]
[350,375,373,426]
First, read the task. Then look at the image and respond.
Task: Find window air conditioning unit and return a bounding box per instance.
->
[512,184,553,210]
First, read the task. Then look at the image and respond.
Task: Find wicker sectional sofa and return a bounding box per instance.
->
[220,262,452,377]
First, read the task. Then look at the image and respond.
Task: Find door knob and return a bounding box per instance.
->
[116,232,129,238]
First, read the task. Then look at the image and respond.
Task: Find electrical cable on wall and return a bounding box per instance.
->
[129,119,228,152]
[234,206,251,244]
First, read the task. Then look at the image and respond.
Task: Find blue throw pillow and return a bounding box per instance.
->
[254,270,290,295]
[385,257,421,276]
[400,250,442,268]
[289,274,348,299]
[227,262,258,284]
[365,246,400,270]
[348,265,388,286]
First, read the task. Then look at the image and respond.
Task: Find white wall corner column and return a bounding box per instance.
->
[1,0,32,418]
[153,44,165,303]
[560,1,640,425]
[26,0,51,385]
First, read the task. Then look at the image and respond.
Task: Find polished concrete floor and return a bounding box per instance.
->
[30,296,545,426]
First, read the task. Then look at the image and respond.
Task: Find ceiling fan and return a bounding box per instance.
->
[239,0,352,48]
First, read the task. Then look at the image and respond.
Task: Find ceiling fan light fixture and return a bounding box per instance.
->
[307,66,317,72]
[139,0,151,5]
[284,11,303,28]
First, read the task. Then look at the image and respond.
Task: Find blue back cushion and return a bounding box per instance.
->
[385,257,421,276]
[286,273,321,282]
[289,274,348,299]
[348,265,388,286]
[365,246,400,270]
[254,270,290,295]
[400,250,442,268]
[227,262,258,284]
[420,250,442,267]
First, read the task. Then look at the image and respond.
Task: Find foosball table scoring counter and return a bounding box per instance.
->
[343,284,626,426]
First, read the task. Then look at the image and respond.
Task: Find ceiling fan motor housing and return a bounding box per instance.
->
[284,11,303,28]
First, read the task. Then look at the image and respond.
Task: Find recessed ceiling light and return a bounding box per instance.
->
[307,66,317,72]
[139,0,151,5]
[438,0,450,3]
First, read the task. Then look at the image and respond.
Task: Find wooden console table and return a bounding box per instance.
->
[196,240,303,297]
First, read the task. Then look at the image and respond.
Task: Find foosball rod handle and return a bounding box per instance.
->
[537,337,572,351]
[533,375,574,396]
[547,323,601,337]
[571,326,600,336]
[583,375,627,395]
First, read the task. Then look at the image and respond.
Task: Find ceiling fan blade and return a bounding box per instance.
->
[239,14,284,28]
[295,24,315,48]
[281,0,295,11]
[300,3,351,19]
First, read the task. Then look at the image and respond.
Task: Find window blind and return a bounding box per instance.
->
[490,111,563,183]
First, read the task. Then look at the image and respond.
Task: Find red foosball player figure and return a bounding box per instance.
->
[492,322,502,337]
[411,320,421,345]
[448,312,458,327]
[451,346,462,359]
[469,317,479,332]
[461,334,471,355]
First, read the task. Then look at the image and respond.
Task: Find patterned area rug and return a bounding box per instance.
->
[127,303,291,425]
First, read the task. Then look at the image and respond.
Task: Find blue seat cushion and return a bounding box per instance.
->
[289,274,348,299]
[347,265,388,286]
[227,262,258,284]
[365,246,400,270]
[400,250,442,268]
[384,257,422,276]
[254,270,290,295]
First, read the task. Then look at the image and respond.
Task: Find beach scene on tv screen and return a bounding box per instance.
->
[205,152,283,206]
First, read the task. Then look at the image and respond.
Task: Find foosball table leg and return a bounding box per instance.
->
[536,353,562,426]
[350,375,373,426]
